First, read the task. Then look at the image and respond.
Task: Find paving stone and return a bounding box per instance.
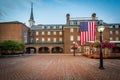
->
[0,54,120,80]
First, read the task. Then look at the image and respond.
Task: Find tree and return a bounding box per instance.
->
[0,40,25,54]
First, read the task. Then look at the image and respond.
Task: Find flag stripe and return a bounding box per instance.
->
[80,21,96,45]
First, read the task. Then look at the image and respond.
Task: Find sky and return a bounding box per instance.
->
[0,0,120,26]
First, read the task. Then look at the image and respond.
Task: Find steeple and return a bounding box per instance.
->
[29,3,35,27]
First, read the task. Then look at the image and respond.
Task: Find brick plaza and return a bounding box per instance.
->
[0,54,120,80]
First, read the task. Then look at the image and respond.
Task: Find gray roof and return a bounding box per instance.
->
[31,24,65,30]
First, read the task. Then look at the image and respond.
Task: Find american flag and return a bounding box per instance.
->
[80,21,96,45]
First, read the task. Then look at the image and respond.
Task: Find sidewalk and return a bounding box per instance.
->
[0,54,120,80]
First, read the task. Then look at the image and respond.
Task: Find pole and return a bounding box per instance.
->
[99,32,104,69]
[74,44,75,56]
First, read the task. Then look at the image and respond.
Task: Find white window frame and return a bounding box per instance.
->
[70,28,74,32]
[53,38,56,42]
[77,36,80,41]
[70,35,74,41]
[36,31,39,36]
[110,37,113,41]
[77,21,80,25]
[115,25,119,28]
[47,26,50,29]
[59,38,62,42]
[109,26,113,28]
[36,38,39,43]
[42,26,44,29]
[59,26,62,29]
[53,26,56,29]
[42,31,45,35]
[115,30,119,35]
[53,31,56,35]
[48,31,50,35]
[110,31,112,34]
[59,31,62,35]
[42,38,45,42]
[70,21,74,25]
[48,38,51,42]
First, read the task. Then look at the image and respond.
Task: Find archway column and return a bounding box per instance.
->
[49,47,52,54]
[36,46,39,54]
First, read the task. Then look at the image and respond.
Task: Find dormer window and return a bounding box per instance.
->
[115,25,119,28]
[59,26,62,29]
[42,26,44,29]
[47,26,50,29]
[53,26,56,29]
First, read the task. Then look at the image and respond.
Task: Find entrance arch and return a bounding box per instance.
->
[52,47,63,53]
[26,47,36,53]
[39,47,50,53]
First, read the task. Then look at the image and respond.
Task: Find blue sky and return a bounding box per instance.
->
[0,0,120,26]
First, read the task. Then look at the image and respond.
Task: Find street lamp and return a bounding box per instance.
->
[97,20,105,70]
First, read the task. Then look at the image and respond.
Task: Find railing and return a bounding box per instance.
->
[26,42,64,46]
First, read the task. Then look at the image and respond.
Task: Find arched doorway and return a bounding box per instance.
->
[52,47,63,53]
[26,47,36,53]
[39,47,50,53]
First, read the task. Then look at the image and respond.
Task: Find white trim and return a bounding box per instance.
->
[110,41,120,43]
[87,41,95,43]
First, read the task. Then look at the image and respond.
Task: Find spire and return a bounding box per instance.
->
[30,3,34,21]
[29,2,35,27]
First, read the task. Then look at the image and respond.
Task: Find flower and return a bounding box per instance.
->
[101,42,115,49]
[93,40,115,49]
[93,40,100,47]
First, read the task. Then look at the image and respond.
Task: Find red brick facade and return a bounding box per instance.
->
[0,21,29,43]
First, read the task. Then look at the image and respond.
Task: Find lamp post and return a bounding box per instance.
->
[97,20,105,70]
[73,41,76,56]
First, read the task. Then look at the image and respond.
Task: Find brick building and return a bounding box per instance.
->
[0,21,29,43]
[0,4,120,54]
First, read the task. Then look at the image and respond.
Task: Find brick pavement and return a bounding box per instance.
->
[0,54,120,80]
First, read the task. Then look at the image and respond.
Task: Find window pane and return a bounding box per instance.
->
[59,31,62,35]
[109,26,113,28]
[48,38,51,42]
[70,35,74,41]
[70,28,74,32]
[59,26,62,29]
[110,37,112,41]
[53,26,56,29]
[59,38,62,42]
[53,38,56,42]
[36,31,39,36]
[47,26,50,29]
[42,38,45,42]
[115,25,119,28]
[53,31,56,35]
[77,36,80,41]
[42,26,44,29]
[48,31,50,35]
[110,31,112,34]
[36,38,39,43]
[115,31,119,35]
[42,32,44,35]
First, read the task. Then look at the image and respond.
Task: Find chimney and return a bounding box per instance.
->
[92,13,96,20]
[66,13,70,25]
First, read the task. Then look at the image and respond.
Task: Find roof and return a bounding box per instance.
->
[0,21,29,29]
[70,17,98,20]
[31,24,65,30]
